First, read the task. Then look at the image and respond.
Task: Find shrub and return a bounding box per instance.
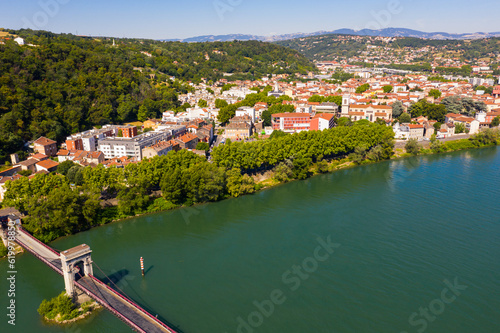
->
[405,139,422,155]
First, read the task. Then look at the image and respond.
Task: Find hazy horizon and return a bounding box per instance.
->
[1,0,499,40]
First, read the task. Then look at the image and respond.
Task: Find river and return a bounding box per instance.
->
[1,147,500,333]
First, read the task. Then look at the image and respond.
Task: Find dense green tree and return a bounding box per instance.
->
[430,134,444,153]
[262,110,272,126]
[273,160,294,182]
[160,168,185,205]
[67,166,84,186]
[269,130,289,140]
[409,99,447,122]
[198,99,208,108]
[405,139,421,155]
[455,123,466,134]
[117,186,149,216]
[226,168,256,197]
[184,163,226,203]
[492,116,500,127]
[57,160,77,176]
[441,96,486,116]
[428,89,442,99]
[367,145,384,162]
[217,103,239,123]
[215,99,228,109]
[356,84,371,94]
[383,85,393,93]
[399,113,411,123]
[307,95,342,106]
[308,95,324,103]
[292,154,312,180]
[336,117,352,127]
[349,144,368,164]
[212,123,394,171]
[196,142,210,151]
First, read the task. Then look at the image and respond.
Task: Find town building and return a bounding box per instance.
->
[98,131,171,161]
[437,123,455,139]
[66,138,84,151]
[235,107,256,123]
[65,125,118,152]
[142,141,173,159]
[408,124,425,140]
[33,137,57,156]
[224,115,253,140]
[310,113,335,131]
[315,102,339,115]
[343,104,393,122]
[272,113,311,133]
[486,109,500,123]
[174,133,199,150]
[119,125,138,138]
[393,123,410,140]
[0,175,22,201]
[35,159,59,173]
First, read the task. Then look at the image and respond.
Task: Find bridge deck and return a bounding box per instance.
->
[14,228,176,333]
[77,276,175,333]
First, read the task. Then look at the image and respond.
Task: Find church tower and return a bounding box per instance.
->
[342,94,350,117]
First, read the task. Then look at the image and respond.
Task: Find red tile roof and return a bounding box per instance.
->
[36,159,59,170]
[34,136,56,146]
[272,113,311,118]
[313,113,335,120]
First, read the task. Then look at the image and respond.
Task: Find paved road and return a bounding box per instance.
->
[78,276,176,333]
[15,228,62,269]
[395,134,471,149]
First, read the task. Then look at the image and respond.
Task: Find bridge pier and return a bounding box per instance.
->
[60,244,93,297]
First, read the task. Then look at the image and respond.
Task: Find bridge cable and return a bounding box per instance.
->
[92,261,156,312]
[92,261,138,304]
[76,270,102,300]
[75,270,114,308]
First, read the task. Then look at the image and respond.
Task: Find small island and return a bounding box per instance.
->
[38,291,101,324]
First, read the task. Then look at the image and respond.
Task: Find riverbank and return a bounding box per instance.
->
[1,131,498,250]
[66,133,500,232]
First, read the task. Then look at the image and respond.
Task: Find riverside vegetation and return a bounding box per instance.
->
[1,125,499,247]
[38,292,98,323]
[3,122,394,243]
[3,124,499,245]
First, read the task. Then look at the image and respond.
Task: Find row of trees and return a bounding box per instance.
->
[3,150,257,242]
[211,122,395,171]
[407,129,500,155]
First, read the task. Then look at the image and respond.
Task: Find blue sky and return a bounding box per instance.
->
[1,0,499,39]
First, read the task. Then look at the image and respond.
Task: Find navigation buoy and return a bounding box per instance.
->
[140,257,145,276]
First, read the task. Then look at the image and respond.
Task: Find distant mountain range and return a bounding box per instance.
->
[162,28,500,43]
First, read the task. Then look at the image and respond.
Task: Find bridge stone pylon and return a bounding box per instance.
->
[60,244,93,296]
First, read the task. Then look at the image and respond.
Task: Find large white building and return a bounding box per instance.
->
[235,107,255,123]
[222,87,256,99]
[98,131,172,161]
[341,95,392,122]
[162,108,219,122]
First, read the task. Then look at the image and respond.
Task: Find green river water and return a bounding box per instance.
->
[1,147,500,333]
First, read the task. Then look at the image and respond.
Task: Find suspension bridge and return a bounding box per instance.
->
[13,226,179,333]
